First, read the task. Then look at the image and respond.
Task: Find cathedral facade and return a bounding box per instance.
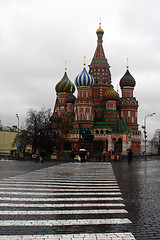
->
[51,24,141,156]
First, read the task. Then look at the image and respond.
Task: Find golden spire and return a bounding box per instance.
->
[65,60,67,72]
[84,56,86,68]
[96,19,104,33]
[127,58,129,69]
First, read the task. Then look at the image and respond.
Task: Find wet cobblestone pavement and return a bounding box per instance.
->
[0,159,159,239]
[112,159,160,240]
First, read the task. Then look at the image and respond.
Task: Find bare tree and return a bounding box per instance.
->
[12,129,31,153]
[151,129,160,155]
[26,108,52,153]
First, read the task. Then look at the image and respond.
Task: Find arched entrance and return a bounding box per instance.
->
[112,138,116,152]
[115,138,122,154]
[112,138,122,154]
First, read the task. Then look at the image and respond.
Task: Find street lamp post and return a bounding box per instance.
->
[16,114,19,159]
[142,113,156,161]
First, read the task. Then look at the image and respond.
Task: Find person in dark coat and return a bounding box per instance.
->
[71,150,75,163]
[103,153,106,162]
[128,149,133,165]
[80,151,85,163]
[98,154,102,162]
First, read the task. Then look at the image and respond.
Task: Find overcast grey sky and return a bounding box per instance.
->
[0,0,160,139]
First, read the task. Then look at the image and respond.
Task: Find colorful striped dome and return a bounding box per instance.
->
[75,66,94,87]
[55,71,75,93]
[66,93,76,104]
[103,85,119,101]
[120,69,136,89]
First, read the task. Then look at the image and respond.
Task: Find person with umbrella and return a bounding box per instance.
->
[128,149,133,165]
[79,149,86,163]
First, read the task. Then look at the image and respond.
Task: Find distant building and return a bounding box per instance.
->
[0,128,17,155]
[51,24,141,156]
[0,126,32,157]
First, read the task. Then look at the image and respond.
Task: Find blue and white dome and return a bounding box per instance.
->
[75,66,94,87]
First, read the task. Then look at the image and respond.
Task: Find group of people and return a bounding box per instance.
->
[96,151,118,162]
[34,151,45,163]
[71,148,134,164]
[70,149,89,163]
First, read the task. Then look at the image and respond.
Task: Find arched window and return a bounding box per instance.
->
[96,130,99,134]
[100,130,104,134]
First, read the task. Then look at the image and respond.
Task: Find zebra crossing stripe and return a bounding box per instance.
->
[0,202,125,207]
[0,184,118,189]
[0,218,131,226]
[0,233,136,240]
[0,191,122,196]
[0,181,118,186]
[0,196,123,201]
[0,187,120,191]
[0,209,128,214]
[5,178,118,182]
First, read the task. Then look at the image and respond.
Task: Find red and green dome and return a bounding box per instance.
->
[55,71,75,93]
[120,69,136,89]
[103,85,119,101]
[66,93,76,104]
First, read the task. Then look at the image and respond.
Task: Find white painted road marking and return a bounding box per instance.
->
[0,218,132,226]
[0,162,135,240]
[0,209,128,214]
[0,232,136,240]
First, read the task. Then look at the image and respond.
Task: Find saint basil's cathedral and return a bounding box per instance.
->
[51,24,141,156]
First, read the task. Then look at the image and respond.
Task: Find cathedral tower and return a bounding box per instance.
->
[74,60,94,129]
[119,65,138,131]
[55,67,75,118]
[89,23,111,120]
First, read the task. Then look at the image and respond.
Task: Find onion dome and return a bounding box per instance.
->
[66,93,76,104]
[55,68,75,93]
[103,85,119,101]
[96,22,104,34]
[120,67,136,89]
[75,60,94,87]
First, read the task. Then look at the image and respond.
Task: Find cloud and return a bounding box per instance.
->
[0,0,160,139]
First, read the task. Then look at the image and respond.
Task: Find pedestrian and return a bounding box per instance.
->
[40,152,45,163]
[98,153,102,162]
[70,150,75,163]
[103,153,106,162]
[82,151,86,163]
[96,154,99,163]
[128,149,133,165]
[87,151,90,161]
[106,151,110,162]
[34,154,39,163]
[80,151,85,163]
[114,151,117,162]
